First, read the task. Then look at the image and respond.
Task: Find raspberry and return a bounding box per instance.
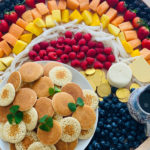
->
[87,49,96,57]
[86,57,95,65]
[104,47,112,55]
[72,45,80,52]
[46,46,55,53]
[74,32,83,41]
[34,56,41,61]
[60,54,69,63]
[77,52,85,60]
[56,43,64,50]
[56,49,63,57]
[78,38,86,46]
[81,60,88,70]
[95,48,104,54]
[71,59,81,67]
[80,46,89,53]
[69,52,76,60]
[71,39,76,45]
[43,56,49,60]
[39,50,47,58]
[57,37,65,44]
[88,41,96,48]
[107,54,115,62]
[96,54,106,62]
[83,33,92,41]
[28,50,37,60]
[65,31,72,38]
[94,61,104,69]
[50,40,57,47]
[48,52,57,60]
[64,38,72,45]
[96,42,104,48]
[39,41,49,49]
[104,61,112,70]
[64,45,72,54]
[33,44,40,52]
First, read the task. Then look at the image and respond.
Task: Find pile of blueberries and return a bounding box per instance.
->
[86,87,147,150]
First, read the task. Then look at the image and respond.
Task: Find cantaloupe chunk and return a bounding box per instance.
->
[0,40,12,56]
[82,10,92,25]
[0,61,6,71]
[2,33,17,47]
[105,8,117,22]
[22,10,33,23]
[78,0,89,11]
[36,3,49,15]
[108,24,120,36]
[0,56,14,67]
[67,0,79,10]
[31,8,42,19]
[128,39,141,49]
[0,48,4,58]
[16,18,28,29]
[70,9,83,23]
[48,0,58,13]
[111,16,124,27]
[118,21,134,31]
[97,1,109,16]
[62,9,69,23]
[9,24,24,39]
[45,15,56,27]
[124,30,138,41]
[58,0,66,10]
[91,13,100,26]
[89,0,100,12]
[20,33,33,44]
[140,48,150,60]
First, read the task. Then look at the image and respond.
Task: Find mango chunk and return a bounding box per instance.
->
[108,24,120,37]
[62,9,70,23]
[0,56,14,67]
[121,40,133,54]
[82,10,92,25]
[52,10,61,23]
[33,18,46,28]
[45,15,56,28]
[91,13,100,26]
[20,33,33,44]
[70,9,83,23]
[0,61,6,71]
[100,14,110,29]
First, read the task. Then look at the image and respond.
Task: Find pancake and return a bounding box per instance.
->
[7,71,22,91]
[60,117,81,142]
[32,76,54,98]
[27,142,51,150]
[61,83,84,102]
[67,139,78,150]
[52,92,75,116]
[0,123,6,141]
[72,105,96,130]
[37,120,62,145]
[55,140,68,150]
[19,62,43,82]
[13,88,37,111]
[44,62,62,77]
[34,97,54,120]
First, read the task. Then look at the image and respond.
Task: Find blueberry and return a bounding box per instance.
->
[107,113,111,117]
[100,140,105,146]
[100,131,105,137]
[119,108,126,114]
[104,129,109,135]
[87,145,93,150]
[111,103,115,109]
[116,132,121,137]
[99,109,105,117]
[106,124,111,130]
[112,122,117,128]
[131,131,136,136]
[0,2,5,10]
[121,116,127,121]
[109,132,114,138]
[119,136,125,143]
[112,128,116,133]
[117,119,122,125]
[112,97,118,103]
[98,121,104,127]
[110,147,116,150]
[106,118,112,124]
[99,101,104,107]
[105,141,110,148]
[125,121,130,128]
[112,137,118,144]
[96,127,100,133]
[103,103,109,109]
[113,117,118,122]
[93,141,100,149]
[128,135,134,141]
[111,87,117,93]
[117,143,123,149]
[121,129,127,135]
[124,142,129,149]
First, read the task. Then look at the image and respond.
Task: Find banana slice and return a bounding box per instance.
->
[27,142,51,150]
[0,83,15,106]
[3,121,26,143]
[23,107,38,131]
[107,62,132,88]
[49,66,72,86]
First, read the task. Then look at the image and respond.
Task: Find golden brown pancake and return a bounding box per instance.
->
[13,88,37,111]
[68,139,78,150]
[34,97,54,120]
[37,120,62,145]
[10,144,16,150]
[32,76,54,97]
[61,83,84,102]
[44,62,62,77]
[21,82,33,88]
[72,105,96,130]
[7,71,22,91]
[52,92,75,116]
[55,140,68,150]
[19,62,43,82]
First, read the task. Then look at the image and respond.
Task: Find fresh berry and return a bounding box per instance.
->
[50,40,57,47]
[77,52,85,60]
[78,38,86,46]
[46,46,55,53]
[60,54,69,63]
[0,20,8,33]
[107,54,115,62]
[43,56,49,60]
[14,5,26,17]
[96,42,104,48]
[69,52,76,60]
[4,11,18,23]
[71,39,76,45]
[48,52,57,60]
[87,49,96,57]
[81,60,88,70]
[83,33,92,41]
[88,41,96,48]
[33,44,41,52]
[57,37,65,44]
[74,32,82,41]
[25,0,35,8]
[107,0,119,8]
[95,48,103,54]
[104,61,112,70]
[64,38,72,45]
[80,46,89,53]
[34,56,41,61]
[97,54,106,62]
[57,60,62,63]
[116,1,127,13]
[56,49,63,56]
[94,61,104,69]
[142,39,150,50]
[28,50,37,60]
[137,26,149,40]
[64,45,72,54]
[132,17,141,28]
[124,10,136,21]
[0,32,2,41]
[56,43,64,50]
[104,47,112,55]
[39,41,49,49]
[65,31,72,38]
[72,45,80,52]
[71,59,81,67]
[86,57,95,65]
[39,50,47,58]
[36,0,45,3]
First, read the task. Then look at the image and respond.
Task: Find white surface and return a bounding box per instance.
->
[0,61,98,150]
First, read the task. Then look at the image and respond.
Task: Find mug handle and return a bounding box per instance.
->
[146,120,150,136]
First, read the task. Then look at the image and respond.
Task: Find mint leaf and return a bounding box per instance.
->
[7,114,14,124]
[39,124,50,132]
[46,117,53,128]
[49,88,55,96]
[77,97,84,107]
[39,115,48,123]
[54,86,61,93]
[14,111,23,124]
[10,105,19,114]
[68,103,76,112]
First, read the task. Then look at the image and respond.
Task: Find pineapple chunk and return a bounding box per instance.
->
[25,22,43,36]
[70,9,83,23]
[108,24,120,37]
[13,40,27,55]
[45,15,56,28]
[91,13,100,26]
[100,14,110,29]
[121,40,133,54]
[131,49,140,57]
[82,10,92,26]
[33,18,46,28]
[20,33,33,44]
[52,10,61,23]
[62,9,69,23]
[0,61,6,71]
[0,56,14,67]
[119,32,125,41]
